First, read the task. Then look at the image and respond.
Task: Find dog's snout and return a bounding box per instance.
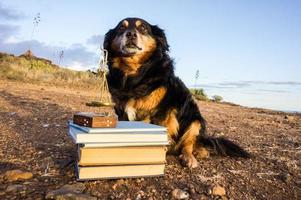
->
[126,31,137,39]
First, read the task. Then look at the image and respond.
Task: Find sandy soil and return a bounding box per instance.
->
[0,80,300,200]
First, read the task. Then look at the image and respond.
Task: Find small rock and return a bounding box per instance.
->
[42,123,50,128]
[112,184,118,190]
[116,179,125,185]
[53,193,97,200]
[4,170,33,181]
[136,193,142,200]
[212,185,226,196]
[199,194,208,200]
[90,190,102,197]
[278,173,292,183]
[6,184,26,192]
[137,190,145,196]
[45,183,92,200]
[171,188,189,199]
[221,196,228,200]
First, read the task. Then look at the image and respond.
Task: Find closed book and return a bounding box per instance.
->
[68,120,166,133]
[76,164,165,180]
[82,142,169,147]
[78,146,167,166]
[73,112,117,128]
[68,125,168,144]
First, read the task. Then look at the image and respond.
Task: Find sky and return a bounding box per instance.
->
[0,0,300,112]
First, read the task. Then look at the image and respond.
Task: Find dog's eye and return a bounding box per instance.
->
[139,25,148,34]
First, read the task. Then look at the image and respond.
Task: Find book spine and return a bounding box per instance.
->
[78,146,167,166]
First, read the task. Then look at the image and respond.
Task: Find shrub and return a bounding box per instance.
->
[212,95,223,102]
[190,88,209,101]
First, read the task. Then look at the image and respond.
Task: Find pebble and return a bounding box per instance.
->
[4,170,33,181]
[284,115,294,121]
[42,123,50,128]
[48,193,97,200]
[278,173,292,183]
[6,184,26,193]
[212,185,226,196]
[45,183,96,200]
[171,188,189,199]
[135,193,142,200]
[199,194,208,200]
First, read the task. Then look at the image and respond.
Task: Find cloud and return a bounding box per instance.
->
[0,3,99,70]
[257,89,288,93]
[193,80,301,90]
[0,39,98,69]
[218,81,250,88]
[0,15,98,70]
[194,84,233,89]
[86,34,104,46]
[267,81,301,86]
[0,3,24,20]
[0,24,19,39]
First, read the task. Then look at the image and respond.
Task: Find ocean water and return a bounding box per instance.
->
[196,82,301,113]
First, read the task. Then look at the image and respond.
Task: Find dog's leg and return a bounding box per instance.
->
[177,121,201,168]
[125,99,136,121]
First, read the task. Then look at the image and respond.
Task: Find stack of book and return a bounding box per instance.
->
[68,121,168,180]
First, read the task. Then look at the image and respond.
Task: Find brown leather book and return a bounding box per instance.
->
[73,112,117,128]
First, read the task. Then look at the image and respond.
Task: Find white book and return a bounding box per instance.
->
[68,125,168,144]
[82,141,169,147]
[68,120,166,133]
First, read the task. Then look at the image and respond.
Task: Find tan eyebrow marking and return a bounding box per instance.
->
[135,20,142,27]
[122,20,129,27]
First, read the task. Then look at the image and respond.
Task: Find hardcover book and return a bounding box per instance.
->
[76,164,165,180]
[68,122,168,144]
[68,120,166,133]
[73,112,118,128]
[78,146,167,166]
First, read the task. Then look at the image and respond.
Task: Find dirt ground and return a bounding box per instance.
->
[0,80,300,200]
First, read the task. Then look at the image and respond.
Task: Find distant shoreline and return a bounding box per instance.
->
[220,100,301,115]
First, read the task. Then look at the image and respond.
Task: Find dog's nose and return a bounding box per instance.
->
[126,31,137,39]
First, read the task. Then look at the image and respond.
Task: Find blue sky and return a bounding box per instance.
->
[1,0,301,111]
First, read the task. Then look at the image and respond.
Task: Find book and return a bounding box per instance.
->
[68,120,166,133]
[73,112,117,128]
[68,124,168,144]
[81,142,169,147]
[78,146,167,166]
[76,164,165,180]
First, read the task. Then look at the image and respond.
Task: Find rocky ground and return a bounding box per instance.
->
[0,80,300,200]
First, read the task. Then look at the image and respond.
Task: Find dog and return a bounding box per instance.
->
[104,18,250,168]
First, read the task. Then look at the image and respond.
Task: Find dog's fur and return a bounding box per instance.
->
[104,18,250,168]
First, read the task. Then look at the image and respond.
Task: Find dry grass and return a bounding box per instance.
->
[0,52,99,90]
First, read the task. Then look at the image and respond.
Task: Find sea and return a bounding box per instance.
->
[196,82,301,113]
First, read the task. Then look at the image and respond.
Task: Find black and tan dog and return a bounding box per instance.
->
[104,18,250,168]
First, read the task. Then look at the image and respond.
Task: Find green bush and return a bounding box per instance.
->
[212,95,223,102]
[190,88,209,101]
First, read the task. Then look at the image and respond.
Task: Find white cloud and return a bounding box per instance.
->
[65,61,88,71]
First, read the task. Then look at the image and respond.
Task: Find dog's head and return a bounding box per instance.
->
[104,18,169,58]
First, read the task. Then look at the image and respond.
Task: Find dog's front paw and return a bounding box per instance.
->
[180,154,199,168]
[125,106,136,121]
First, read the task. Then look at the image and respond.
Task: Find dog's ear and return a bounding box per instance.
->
[103,29,115,51]
[151,25,169,52]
